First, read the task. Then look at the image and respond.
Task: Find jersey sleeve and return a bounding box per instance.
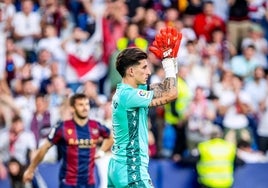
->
[97,122,111,139]
[124,87,154,109]
[47,121,64,145]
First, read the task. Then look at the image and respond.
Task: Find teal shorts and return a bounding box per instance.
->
[107,158,154,188]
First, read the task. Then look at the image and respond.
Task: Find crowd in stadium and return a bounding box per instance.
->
[1,0,268,187]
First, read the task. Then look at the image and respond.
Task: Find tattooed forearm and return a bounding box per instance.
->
[150,77,176,98]
[149,77,178,107]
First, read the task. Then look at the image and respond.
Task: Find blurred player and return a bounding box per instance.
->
[108,27,182,187]
[23,93,113,188]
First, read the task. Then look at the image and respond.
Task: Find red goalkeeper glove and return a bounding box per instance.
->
[149,27,182,59]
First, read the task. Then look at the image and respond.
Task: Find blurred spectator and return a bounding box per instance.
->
[13,0,40,11]
[210,0,229,22]
[209,28,237,66]
[0,0,16,35]
[46,75,72,110]
[31,49,53,90]
[241,23,268,68]
[0,79,19,128]
[237,139,268,163]
[213,69,234,101]
[227,0,252,53]
[179,16,197,47]
[230,44,260,81]
[11,63,32,95]
[36,24,66,75]
[78,0,99,35]
[12,0,41,63]
[222,75,254,146]
[39,0,59,26]
[30,93,51,145]
[30,93,58,164]
[39,0,72,36]
[116,23,148,52]
[79,80,107,122]
[66,0,99,34]
[38,60,62,95]
[0,115,36,187]
[247,0,266,24]
[183,0,203,17]
[4,37,25,88]
[57,3,75,40]
[45,74,72,126]
[101,0,128,63]
[185,86,217,150]
[50,96,72,126]
[261,0,268,42]
[193,1,226,43]
[125,0,146,24]
[149,65,165,85]
[177,40,200,66]
[163,7,180,28]
[257,85,268,154]
[14,77,38,130]
[187,53,214,91]
[244,66,268,113]
[138,8,159,45]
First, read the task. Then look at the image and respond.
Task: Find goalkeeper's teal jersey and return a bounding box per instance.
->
[111,83,154,167]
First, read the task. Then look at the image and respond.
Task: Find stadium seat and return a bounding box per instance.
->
[233,163,268,188]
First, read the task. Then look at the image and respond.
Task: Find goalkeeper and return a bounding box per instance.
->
[108,27,182,187]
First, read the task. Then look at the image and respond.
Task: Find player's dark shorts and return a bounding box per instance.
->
[108,158,154,188]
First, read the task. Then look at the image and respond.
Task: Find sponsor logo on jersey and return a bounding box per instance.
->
[68,138,97,148]
[137,90,150,98]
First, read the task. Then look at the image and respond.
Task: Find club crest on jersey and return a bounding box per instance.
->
[92,128,99,135]
[137,90,150,98]
[67,129,73,135]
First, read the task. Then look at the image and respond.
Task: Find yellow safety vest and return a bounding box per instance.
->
[116,37,148,51]
[164,77,191,125]
[197,139,236,188]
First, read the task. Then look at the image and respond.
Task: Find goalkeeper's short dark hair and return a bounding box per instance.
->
[116,47,148,77]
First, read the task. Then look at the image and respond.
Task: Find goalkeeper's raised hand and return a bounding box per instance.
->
[149,27,182,78]
[149,27,182,59]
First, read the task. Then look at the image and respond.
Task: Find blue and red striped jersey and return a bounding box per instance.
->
[47,119,110,186]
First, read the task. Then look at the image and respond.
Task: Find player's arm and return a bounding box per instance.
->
[23,139,53,183]
[95,123,114,159]
[148,27,182,107]
[96,133,114,159]
[149,77,177,107]
[100,133,114,152]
